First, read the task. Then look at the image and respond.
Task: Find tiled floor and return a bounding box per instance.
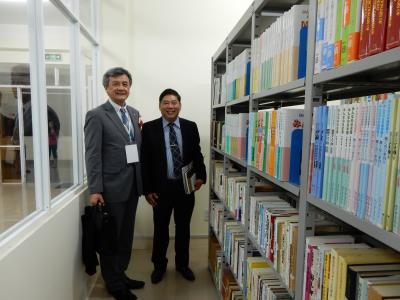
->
[89,238,219,300]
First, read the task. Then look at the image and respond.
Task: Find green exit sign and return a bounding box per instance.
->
[45,53,62,62]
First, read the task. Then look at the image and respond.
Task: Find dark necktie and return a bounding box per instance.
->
[168,123,183,178]
[120,107,134,142]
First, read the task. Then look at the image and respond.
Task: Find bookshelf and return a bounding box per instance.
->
[209,0,400,299]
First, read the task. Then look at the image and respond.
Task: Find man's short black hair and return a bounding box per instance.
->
[159,88,181,103]
[102,67,132,88]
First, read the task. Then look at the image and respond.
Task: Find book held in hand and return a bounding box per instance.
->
[182,161,196,195]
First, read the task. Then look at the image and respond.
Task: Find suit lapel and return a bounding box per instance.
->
[127,106,140,144]
[180,118,189,163]
[103,102,130,143]
[157,118,168,176]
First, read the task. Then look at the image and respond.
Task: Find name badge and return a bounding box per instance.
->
[125,144,139,164]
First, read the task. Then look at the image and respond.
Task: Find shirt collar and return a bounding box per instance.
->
[108,99,127,113]
[162,117,180,129]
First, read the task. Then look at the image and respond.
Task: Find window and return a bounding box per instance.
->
[0,0,99,239]
[0,2,37,235]
[43,2,75,199]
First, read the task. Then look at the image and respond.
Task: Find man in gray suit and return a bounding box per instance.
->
[84,67,144,300]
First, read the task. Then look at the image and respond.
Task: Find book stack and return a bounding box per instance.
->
[225,176,247,222]
[247,257,293,300]
[210,199,225,242]
[224,221,246,288]
[225,113,249,161]
[226,49,251,102]
[247,108,304,184]
[302,235,400,300]
[221,266,244,300]
[251,5,309,94]
[212,121,224,150]
[314,0,400,75]
[309,93,400,233]
[248,196,299,294]
[209,233,222,278]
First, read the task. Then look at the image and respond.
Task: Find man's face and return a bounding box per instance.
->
[105,74,131,106]
[159,94,181,123]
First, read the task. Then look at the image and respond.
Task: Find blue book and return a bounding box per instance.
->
[247,113,254,165]
[289,129,303,185]
[298,25,308,79]
[245,61,251,96]
[311,107,320,196]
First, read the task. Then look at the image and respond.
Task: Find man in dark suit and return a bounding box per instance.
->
[84,67,144,300]
[141,88,207,284]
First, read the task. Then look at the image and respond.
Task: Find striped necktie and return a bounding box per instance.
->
[168,123,183,178]
[120,107,134,142]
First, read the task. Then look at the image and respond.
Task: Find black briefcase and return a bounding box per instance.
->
[93,204,117,256]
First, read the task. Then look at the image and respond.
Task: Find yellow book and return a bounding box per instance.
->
[386,97,400,231]
[246,257,269,300]
[335,248,400,299]
[268,111,277,176]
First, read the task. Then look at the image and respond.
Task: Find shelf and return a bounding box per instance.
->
[224,250,245,292]
[247,232,295,298]
[208,264,224,300]
[226,4,253,45]
[252,78,305,101]
[213,40,227,61]
[212,103,226,109]
[254,0,303,13]
[225,153,247,168]
[211,146,225,156]
[226,95,250,107]
[249,166,300,196]
[308,195,400,253]
[313,47,400,99]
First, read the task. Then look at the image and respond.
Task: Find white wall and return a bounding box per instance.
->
[0,188,93,300]
[100,0,253,240]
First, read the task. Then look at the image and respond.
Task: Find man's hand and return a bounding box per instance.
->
[194,179,204,191]
[145,193,159,207]
[89,193,104,206]
[139,117,144,130]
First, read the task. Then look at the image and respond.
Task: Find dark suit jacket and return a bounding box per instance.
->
[141,117,206,195]
[84,101,143,202]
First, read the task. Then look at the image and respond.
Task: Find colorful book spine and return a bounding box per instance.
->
[368,0,389,56]
[386,0,400,49]
[359,0,373,58]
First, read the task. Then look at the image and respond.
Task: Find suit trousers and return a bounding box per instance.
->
[100,182,138,292]
[152,179,195,271]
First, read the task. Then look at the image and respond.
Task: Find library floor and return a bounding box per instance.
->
[89,238,219,300]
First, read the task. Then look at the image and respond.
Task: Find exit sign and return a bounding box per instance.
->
[45,53,62,62]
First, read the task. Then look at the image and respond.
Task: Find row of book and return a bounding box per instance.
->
[247,108,304,185]
[314,0,400,74]
[211,120,224,150]
[248,195,299,294]
[247,257,293,300]
[309,93,400,233]
[251,5,309,94]
[303,234,400,300]
[226,49,251,102]
[209,225,244,300]
[224,221,246,289]
[210,199,225,243]
[213,74,227,106]
[225,113,249,160]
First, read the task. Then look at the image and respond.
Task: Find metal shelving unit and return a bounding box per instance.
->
[308,195,400,252]
[210,0,400,299]
[249,166,300,196]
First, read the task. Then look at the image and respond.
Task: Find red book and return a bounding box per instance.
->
[368,0,389,55]
[386,0,400,49]
[359,0,373,58]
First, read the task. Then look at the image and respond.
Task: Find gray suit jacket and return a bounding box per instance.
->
[84,101,143,203]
